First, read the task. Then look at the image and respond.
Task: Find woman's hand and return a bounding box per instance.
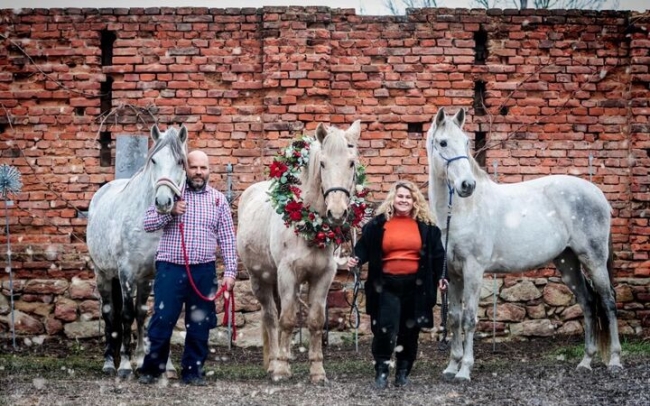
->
[438,279,449,292]
[347,256,359,269]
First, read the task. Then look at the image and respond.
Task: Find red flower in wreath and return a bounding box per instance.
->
[290,186,302,198]
[285,200,303,213]
[270,161,288,178]
[352,203,366,222]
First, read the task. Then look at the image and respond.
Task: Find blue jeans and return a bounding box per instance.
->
[139,261,218,381]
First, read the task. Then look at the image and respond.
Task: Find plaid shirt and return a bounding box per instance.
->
[143,186,238,279]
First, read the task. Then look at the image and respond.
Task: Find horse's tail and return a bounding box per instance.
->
[587,232,615,364]
[607,232,615,285]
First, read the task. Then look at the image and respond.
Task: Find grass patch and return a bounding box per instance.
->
[550,336,650,361]
[621,337,650,356]
[206,355,371,381]
[0,354,105,379]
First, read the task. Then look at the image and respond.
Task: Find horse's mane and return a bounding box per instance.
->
[303,139,322,187]
[468,152,491,182]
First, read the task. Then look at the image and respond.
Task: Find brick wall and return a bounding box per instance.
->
[0,7,648,341]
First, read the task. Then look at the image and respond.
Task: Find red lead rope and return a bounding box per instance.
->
[179,222,237,340]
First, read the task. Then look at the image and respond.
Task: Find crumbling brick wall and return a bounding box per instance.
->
[0,7,648,340]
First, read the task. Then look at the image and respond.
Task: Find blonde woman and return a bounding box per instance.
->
[348,180,447,389]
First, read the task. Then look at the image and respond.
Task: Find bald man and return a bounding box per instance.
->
[139,149,238,386]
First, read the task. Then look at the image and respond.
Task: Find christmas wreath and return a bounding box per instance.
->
[268,137,369,248]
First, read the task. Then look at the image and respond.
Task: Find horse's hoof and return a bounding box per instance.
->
[608,364,624,374]
[165,370,178,380]
[442,371,456,381]
[117,369,133,379]
[310,375,328,386]
[575,364,592,373]
[453,375,471,382]
[102,366,116,376]
[271,371,292,382]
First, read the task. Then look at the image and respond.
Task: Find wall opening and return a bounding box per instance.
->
[407,122,423,134]
[100,77,113,114]
[474,26,488,65]
[100,30,116,67]
[474,80,486,116]
[99,131,112,167]
[474,132,486,168]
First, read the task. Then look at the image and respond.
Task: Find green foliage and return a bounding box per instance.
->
[0,354,104,378]
[621,337,650,356]
[551,336,650,361]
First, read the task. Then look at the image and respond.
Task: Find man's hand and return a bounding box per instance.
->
[438,279,449,292]
[223,276,236,295]
[171,200,186,216]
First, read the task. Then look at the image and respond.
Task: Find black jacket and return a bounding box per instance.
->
[354,214,445,328]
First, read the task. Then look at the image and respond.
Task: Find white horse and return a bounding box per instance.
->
[426,108,623,381]
[237,121,361,384]
[86,125,187,378]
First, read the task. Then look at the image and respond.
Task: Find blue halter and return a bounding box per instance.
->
[434,146,470,197]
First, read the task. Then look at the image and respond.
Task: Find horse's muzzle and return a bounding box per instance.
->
[327,208,349,226]
[457,180,476,198]
[155,195,174,213]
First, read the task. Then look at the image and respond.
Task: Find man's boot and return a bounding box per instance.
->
[374,361,389,389]
[394,360,412,387]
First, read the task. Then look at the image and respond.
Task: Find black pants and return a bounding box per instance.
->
[371,274,420,370]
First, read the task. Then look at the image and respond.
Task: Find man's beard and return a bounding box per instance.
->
[187,174,208,191]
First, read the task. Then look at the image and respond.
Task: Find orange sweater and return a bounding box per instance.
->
[382,216,421,275]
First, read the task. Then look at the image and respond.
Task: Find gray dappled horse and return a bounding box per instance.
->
[237,121,361,384]
[86,125,187,378]
[426,108,622,381]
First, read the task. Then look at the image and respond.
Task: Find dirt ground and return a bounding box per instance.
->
[1,335,649,406]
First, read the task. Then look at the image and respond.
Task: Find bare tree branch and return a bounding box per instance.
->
[471,0,614,9]
[383,0,439,15]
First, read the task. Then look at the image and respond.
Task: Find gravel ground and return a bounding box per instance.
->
[1,336,649,406]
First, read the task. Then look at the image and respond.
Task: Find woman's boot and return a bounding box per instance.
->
[374,362,389,389]
[394,360,411,387]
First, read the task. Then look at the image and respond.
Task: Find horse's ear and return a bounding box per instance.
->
[178,125,188,144]
[435,108,446,128]
[453,108,466,128]
[151,125,161,141]
[346,120,361,144]
[316,123,328,143]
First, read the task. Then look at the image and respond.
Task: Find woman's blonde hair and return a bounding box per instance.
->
[375,180,437,225]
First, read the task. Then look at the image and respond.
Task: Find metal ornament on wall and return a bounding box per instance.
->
[0,164,23,349]
[226,163,233,205]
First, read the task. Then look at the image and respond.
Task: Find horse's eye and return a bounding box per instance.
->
[440,140,447,148]
[177,159,183,166]
[349,161,354,168]
[320,162,325,169]
[151,158,157,165]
